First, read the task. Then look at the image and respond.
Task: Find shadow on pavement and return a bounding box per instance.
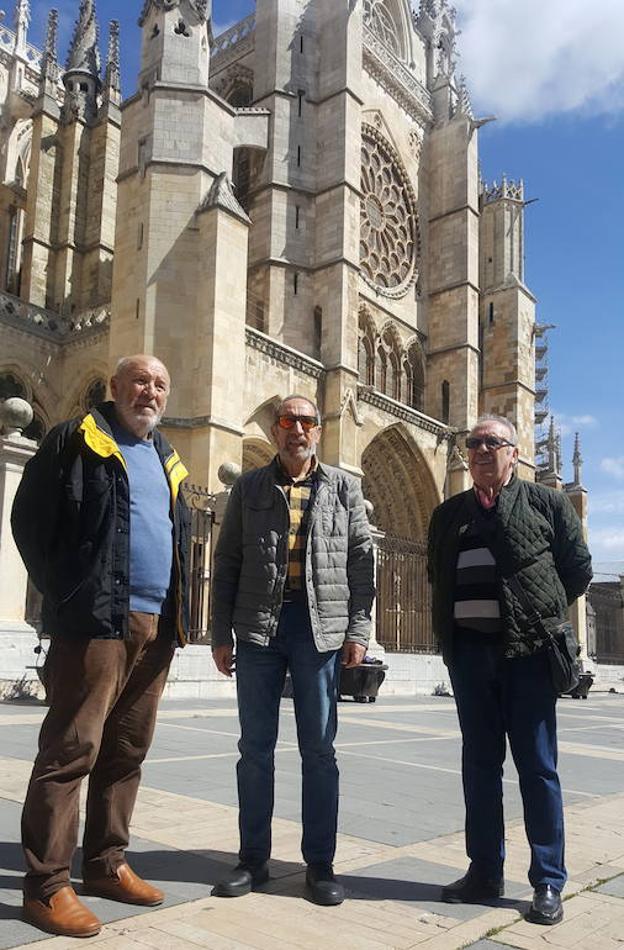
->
[0,841,532,914]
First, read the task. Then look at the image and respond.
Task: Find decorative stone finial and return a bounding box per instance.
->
[0,397,33,436]
[416,0,459,83]
[363,499,374,522]
[65,0,100,79]
[572,432,583,487]
[453,75,473,119]
[218,461,241,487]
[546,415,560,477]
[13,0,30,52]
[39,8,59,92]
[103,19,121,105]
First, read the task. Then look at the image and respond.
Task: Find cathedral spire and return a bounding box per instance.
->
[39,8,59,92]
[65,0,100,80]
[62,0,101,121]
[572,432,584,487]
[13,0,30,52]
[546,415,560,478]
[103,20,121,106]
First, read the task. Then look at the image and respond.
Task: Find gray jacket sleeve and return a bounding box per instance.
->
[345,477,375,645]
[211,479,243,649]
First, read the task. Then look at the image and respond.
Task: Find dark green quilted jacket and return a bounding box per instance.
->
[427,475,593,664]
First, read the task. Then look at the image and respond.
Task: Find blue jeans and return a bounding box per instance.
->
[449,635,566,890]
[235,600,341,867]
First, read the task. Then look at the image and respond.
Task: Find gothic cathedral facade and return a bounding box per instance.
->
[1,0,539,546]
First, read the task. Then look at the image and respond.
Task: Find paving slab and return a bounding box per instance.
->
[594,872,624,899]
[0,694,623,950]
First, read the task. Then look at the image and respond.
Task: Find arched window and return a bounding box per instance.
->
[363,0,405,60]
[442,380,450,424]
[405,342,424,410]
[0,372,26,400]
[226,81,255,214]
[358,310,376,386]
[380,326,402,399]
[4,209,22,293]
[389,350,400,401]
[226,81,253,108]
[83,378,106,411]
[376,345,387,394]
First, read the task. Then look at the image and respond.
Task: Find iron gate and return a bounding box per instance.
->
[184,486,215,643]
[376,535,435,653]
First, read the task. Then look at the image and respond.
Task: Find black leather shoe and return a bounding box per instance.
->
[211,862,269,898]
[441,867,504,904]
[526,885,563,925]
[305,864,345,906]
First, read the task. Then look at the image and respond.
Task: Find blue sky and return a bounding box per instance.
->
[23,0,624,565]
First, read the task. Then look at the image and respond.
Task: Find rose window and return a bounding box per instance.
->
[363,0,402,59]
[360,125,419,298]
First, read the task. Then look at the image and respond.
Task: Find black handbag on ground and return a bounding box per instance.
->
[506,574,581,695]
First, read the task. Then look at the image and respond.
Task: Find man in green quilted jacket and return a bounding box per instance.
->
[428,414,592,926]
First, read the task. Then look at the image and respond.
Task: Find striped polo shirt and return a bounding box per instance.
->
[275,455,319,593]
[454,511,502,635]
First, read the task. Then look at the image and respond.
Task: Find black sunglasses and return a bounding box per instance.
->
[466,436,516,451]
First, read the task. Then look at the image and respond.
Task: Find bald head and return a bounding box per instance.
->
[110,354,170,439]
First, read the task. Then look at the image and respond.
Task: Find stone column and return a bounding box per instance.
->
[364,502,385,661]
[0,399,39,697]
[0,399,36,624]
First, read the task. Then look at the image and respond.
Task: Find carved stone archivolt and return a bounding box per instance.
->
[361,424,438,540]
[360,124,420,299]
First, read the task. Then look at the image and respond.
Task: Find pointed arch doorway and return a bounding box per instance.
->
[361,424,439,653]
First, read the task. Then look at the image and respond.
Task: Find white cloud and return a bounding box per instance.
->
[454,0,624,122]
[551,411,599,438]
[589,526,624,561]
[591,491,624,515]
[601,457,624,479]
[571,415,598,427]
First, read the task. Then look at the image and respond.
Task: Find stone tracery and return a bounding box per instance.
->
[363,0,404,60]
[358,307,425,410]
[360,124,420,299]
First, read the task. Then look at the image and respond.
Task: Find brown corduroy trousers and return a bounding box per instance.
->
[21,612,174,899]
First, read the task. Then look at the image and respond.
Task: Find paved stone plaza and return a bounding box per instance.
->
[1,693,623,949]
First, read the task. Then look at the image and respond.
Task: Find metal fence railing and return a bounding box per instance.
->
[375,535,436,654]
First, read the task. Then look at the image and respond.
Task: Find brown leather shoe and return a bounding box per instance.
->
[83,863,164,906]
[23,886,102,938]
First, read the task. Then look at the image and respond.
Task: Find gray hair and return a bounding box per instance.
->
[471,413,517,445]
[113,355,169,380]
[274,394,321,424]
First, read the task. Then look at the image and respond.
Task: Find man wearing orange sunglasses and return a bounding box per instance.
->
[211,394,375,906]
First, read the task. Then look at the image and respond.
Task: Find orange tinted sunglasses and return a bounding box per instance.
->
[277,414,319,431]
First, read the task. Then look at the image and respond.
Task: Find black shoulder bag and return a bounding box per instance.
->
[471,508,581,696]
[505,574,581,696]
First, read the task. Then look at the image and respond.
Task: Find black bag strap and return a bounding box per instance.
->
[470,509,552,643]
[505,573,551,642]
